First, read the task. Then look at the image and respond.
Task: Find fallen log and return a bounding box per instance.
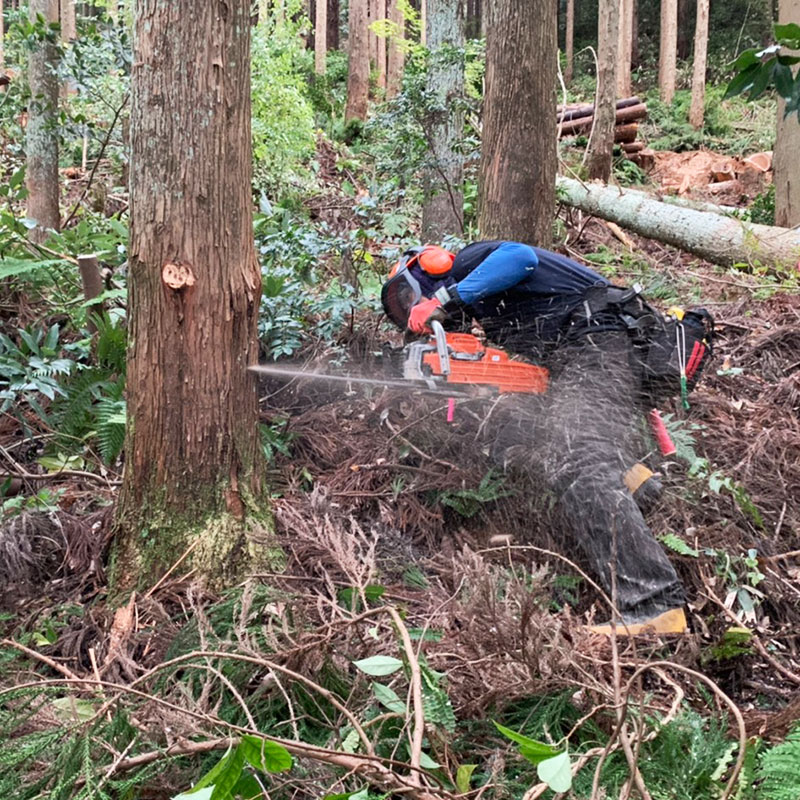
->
[615,124,639,144]
[621,141,645,153]
[556,177,800,272]
[559,103,647,137]
[557,96,641,124]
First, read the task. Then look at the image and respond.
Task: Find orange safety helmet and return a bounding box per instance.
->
[388,245,455,278]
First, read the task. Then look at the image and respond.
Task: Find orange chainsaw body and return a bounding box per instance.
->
[408,330,549,394]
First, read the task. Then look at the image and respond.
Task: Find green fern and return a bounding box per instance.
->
[756,727,800,800]
[95,397,126,464]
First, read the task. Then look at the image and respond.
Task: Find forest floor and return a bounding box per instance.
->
[1,141,799,797]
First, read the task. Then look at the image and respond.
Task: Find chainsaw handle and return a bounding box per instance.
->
[431,320,451,375]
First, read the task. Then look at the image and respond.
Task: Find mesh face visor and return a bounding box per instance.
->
[381,265,422,328]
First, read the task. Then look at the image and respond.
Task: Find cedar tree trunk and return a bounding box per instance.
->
[774,0,800,227]
[586,0,619,180]
[616,0,633,96]
[328,0,340,50]
[26,0,61,242]
[315,0,327,73]
[658,0,677,103]
[376,0,386,90]
[115,0,276,591]
[479,0,557,244]
[345,0,369,120]
[688,0,708,129]
[421,0,464,241]
[386,0,405,98]
[565,0,575,83]
[60,0,76,40]
[557,176,800,271]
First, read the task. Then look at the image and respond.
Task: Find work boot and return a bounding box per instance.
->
[623,462,663,514]
[587,606,687,636]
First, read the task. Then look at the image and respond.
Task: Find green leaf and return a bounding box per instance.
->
[724,63,761,99]
[52,697,96,723]
[456,764,477,794]
[231,773,262,799]
[537,751,572,794]
[658,533,700,558]
[324,789,369,800]
[354,655,403,676]
[0,258,67,280]
[494,722,559,765]
[191,745,245,794]
[239,735,293,773]
[372,682,406,714]
[174,788,214,800]
[748,61,776,99]
[775,64,797,102]
[731,48,759,70]
[419,751,440,769]
[775,21,800,48]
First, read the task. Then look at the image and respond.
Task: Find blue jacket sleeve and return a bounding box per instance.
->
[455,242,538,305]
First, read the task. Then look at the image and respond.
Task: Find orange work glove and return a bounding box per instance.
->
[407,297,443,334]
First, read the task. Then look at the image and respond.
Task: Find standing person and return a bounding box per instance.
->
[381,241,712,634]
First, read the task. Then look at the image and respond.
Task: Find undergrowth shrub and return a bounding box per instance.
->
[251,11,316,198]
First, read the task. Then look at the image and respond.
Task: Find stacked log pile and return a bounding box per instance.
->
[557,96,648,158]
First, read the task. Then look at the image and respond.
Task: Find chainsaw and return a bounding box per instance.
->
[251,321,549,398]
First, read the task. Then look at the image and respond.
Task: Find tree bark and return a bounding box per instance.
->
[565,0,574,83]
[60,0,76,40]
[658,0,677,103]
[115,0,274,591]
[376,0,386,90]
[774,0,800,228]
[586,0,619,181]
[479,0,556,244]
[688,0,708,129]
[368,0,378,70]
[616,0,633,97]
[26,0,61,242]
[420,0,427,44]
[631,0,639,67]
[345,0,369,121]
[1,0,5,80]
[315,0,327,73]
[421,0,464,241]
[556,177,800,271]
[327,0,339,50]
[386,0,405,98]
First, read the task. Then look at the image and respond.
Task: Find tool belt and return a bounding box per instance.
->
[568,284,714,403]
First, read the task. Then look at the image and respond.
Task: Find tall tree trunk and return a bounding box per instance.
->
[658,0,677,103]
[368,0,378,70]
[386,0,405,97]
[315,0,327,73]
[115,0,273,591]
[677,0,691,58]
[565,0,574,83]
[420,0,426,43]
[586,0,619,180]
[1,1,5,81]
[688,0,708,129]
[26,0,61,242]
[345,0,369,120]
[479,0,556,244]
[60,0,76,39]
[616,0,633,96]
[421,0,464,241]
[631,0,639,68]
[774,0,800,227]
[328,0,339,50]
[376,0,386,89]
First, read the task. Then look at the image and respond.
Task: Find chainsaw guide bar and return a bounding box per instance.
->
[250,321,549,397]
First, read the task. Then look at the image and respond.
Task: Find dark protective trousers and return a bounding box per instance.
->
[498,330,686,620]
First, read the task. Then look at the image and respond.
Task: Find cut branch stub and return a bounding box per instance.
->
[162,261,196,290]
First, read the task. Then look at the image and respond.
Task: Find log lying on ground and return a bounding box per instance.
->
[615,123,639,144]
[557,96,641,124]
[556,177,800,271]
[559,103,647,137]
